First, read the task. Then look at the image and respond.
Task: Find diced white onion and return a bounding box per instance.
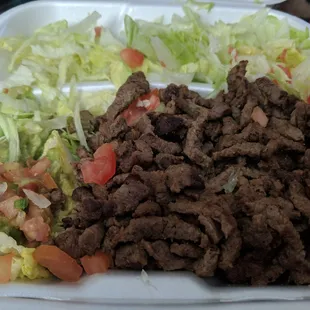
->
[23,189,51,209]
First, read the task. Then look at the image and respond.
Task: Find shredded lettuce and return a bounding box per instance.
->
[0,232,50,281]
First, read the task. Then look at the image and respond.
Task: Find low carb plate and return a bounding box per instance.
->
[0,0,310,306]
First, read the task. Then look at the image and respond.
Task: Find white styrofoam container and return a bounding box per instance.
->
[0,0,310,306]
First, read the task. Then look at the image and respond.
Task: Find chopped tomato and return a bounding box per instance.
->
[81,143,116,186]
[0,189,17,202]
[278,49,287,63]
[94,143,115,161]
[272,79,279,86]
[122,105,146,126]
[19,182,40,195]
[277,65,292,79]
[122,89,160,126]
[145,89,160,111]
[0,253,13,283]
[21,216,50,242]
[0,196,22,220]
[160,61,166,68]
[307,96,310,105]
[27,203,53,225]
[30,157,51,177]
[80,251,111,275]
[3,88,8,94]
[94,26,102,39]
[33,245,83,282]
[81,157,116,186]
[42,173,58,190]
[120,48,144,69]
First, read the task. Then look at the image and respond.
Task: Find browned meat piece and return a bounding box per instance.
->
[115,243,148,269]
[98,115,129,142]
[184,116,212,169]
[133,201,162,218]
[262,137,306,158]
[208,102,231,121]
[77,197,104,221]
[227,60,248,94]
[204,121,222,142]
[78,223,104,256]
[213,142,263,161]
[154,114,185,137]
[134,114,154,135]
[222,117,239,135]
[198,215,223,244]
[104,216,202,250]
[269,117,304,142]
[142,240,191,271]
[118,140,153,173]
[170,243,203,258]
[112,178,150,215]
[252,265,285,286]
[289,180,310,218]
[68,62,310,286]
[240,95,258,128]
[159,84,181,103]
[132,166,171,206]
[72,187,93,201]
[218,231,242,271]
[192,247,220,277]
[165,100,177,114]
[106,72,150,120]
[255,77,288,107]
[55,228,82,258]
[176,97,209,119]
[140,133,182,154]
[166,164,204,193]
[155,153,184,170]
[243,197,300,219]
[105,217,131,228]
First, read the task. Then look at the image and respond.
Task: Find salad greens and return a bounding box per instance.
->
[0,232,50,280]
[1,7,309,103]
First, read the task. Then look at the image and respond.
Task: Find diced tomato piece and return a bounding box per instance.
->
[122,104,147,126]
[2,162,23,182]
[0,253,13,283]
[278,65,292,79]
[0,196,21,220]
[33,245,83,282]
[307,96,310,104]
[30,157,51,177]
[272,79,279,86]
[0,189,16,202]
[21,216,50,242]
[81,153,116,186]
[94,143,115,161]
[27,203,53,225]
[160,61,166,68]
[121,89,160,125]
[120,48,144,69]
[42,173,58,190]
[94,26,102,39]
[80,251,111,275]
[3,88,8,94]
[19,182,40,195]
[145,89,160,111]
[278,49,287,63]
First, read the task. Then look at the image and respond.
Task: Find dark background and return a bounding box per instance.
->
[0,0,309,21]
